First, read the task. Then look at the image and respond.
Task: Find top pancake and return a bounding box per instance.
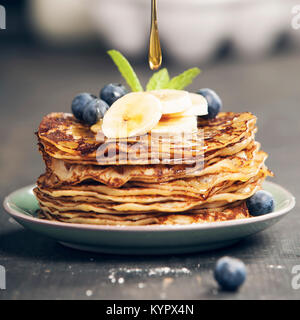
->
[37,112,257,165]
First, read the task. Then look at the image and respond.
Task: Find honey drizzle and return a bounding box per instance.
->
[149,0,162,70]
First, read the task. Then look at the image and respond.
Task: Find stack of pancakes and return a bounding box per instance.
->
[34,112,272,226]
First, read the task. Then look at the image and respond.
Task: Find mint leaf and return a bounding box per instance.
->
[146,68,170,91]
[165,67,201,90]
[107,50,143,92]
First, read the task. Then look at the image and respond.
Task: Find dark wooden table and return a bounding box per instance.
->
[0,47,299,300]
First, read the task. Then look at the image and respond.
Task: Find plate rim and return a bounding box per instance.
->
[3,181,296,233]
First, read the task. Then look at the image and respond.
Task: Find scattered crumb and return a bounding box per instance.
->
[118,277,124,284]
[268,265,285,269]
[148,267,191,277]
[138,283,146,289]
[107,266,191,285]
[108,273,116,284]
[86,290,93,297]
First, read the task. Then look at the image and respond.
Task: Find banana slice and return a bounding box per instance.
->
[102,92,162,138]
[149,89,192,114]
[151,115,197,134]
[165,93,208,117]
[185,93,208,116]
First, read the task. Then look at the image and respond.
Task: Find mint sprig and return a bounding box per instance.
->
[107,50,143,92]
[146,68,170,91]
[165,67,201,90]
[107,50,201,92]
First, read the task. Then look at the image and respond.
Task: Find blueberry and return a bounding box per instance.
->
[82,99,109,125]
[71,93,96,120]
[100,83,127,106]
[214,256,246,291]
[97,99,110,118]
[246,190,274,216]
[197,88,222,119]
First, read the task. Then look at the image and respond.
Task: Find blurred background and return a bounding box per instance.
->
[2,0,300,62]
[0,0,300,199]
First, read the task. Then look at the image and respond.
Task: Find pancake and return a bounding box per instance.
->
[37,112,257,165]
[37,140,259,188]
[37,201,250,226]
[37,149,268,202]
[38,142,204,188]
[158,201,250,225]
[34,165,269,215]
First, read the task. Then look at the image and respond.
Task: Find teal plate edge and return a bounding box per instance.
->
[2,181,296,255]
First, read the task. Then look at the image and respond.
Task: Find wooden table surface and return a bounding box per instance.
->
[0,47,299,300]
